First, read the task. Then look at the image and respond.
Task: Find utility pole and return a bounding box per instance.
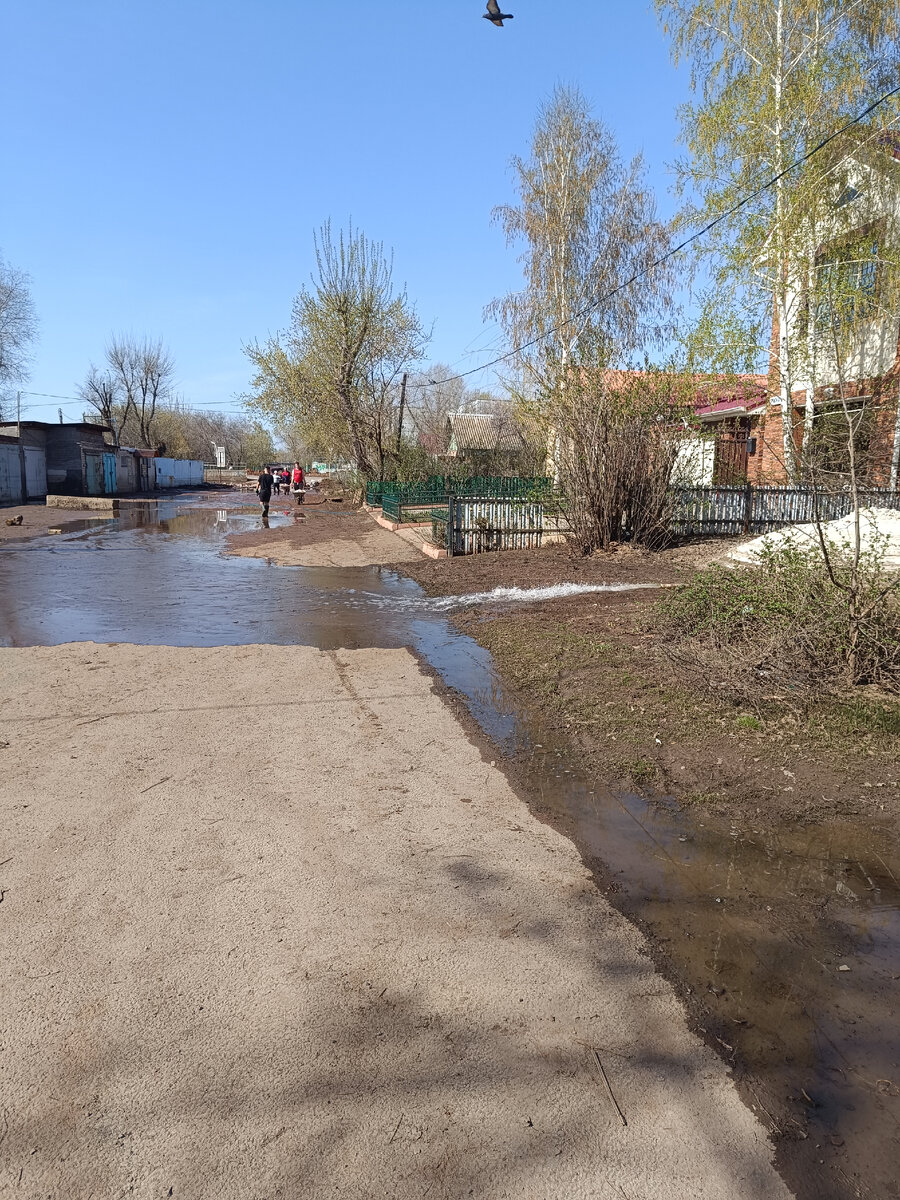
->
[395,372,408,457]
[16,391,27,503]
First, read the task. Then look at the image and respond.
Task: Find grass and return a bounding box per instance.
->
[658,544,900,693]
[808,697,900,748]
[736,714,763,732]
[466,605,900,807]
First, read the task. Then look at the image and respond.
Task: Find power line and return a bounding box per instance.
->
[420,82,900,390]
[19,390,84,402]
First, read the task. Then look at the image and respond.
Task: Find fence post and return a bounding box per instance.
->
[742,482,753,534]
[447,499,456,557]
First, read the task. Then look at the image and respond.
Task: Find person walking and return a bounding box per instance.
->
[257,465,275,517]
[291,461,305,506]
[272,468,281,496]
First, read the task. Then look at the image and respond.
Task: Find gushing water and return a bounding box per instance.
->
[350,580,661,613]
[428,581,661,609]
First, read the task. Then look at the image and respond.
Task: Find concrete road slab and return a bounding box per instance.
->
[0,644,791,1199]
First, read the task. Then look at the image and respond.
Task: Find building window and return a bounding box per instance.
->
[805,397,874,480]
[814,235,879,330]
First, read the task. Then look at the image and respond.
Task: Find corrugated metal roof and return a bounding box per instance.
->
[446,412,524,453]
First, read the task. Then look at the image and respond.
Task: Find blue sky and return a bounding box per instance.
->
[3,1,691,421]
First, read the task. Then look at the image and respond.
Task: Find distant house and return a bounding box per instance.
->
[444,411,528,468]
[686,377,771,486]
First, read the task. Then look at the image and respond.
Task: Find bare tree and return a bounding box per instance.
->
[0,253,38,407]
[405,366,469,454]
[105,335,175,448]
[78,365,123,442]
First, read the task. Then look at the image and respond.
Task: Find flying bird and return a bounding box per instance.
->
[483,0,514,27]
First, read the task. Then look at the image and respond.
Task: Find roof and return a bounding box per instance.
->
[693,375,768,421]
[0,420,113,433]
[446,412,525,453]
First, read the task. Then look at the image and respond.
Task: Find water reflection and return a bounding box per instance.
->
[0,491,897,1194]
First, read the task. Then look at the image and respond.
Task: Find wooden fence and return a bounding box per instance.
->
[423,486,900,555]
[670,485,900,537]
[427,498,546,555]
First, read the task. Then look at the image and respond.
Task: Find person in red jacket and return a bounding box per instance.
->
[291,462,305,506]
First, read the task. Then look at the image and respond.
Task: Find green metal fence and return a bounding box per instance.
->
[428,507,450,550]
[367,474,554,511]
[381,494,402,522]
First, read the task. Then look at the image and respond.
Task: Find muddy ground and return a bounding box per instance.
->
[228,504,423,567]
[0,502,116,541]
[402,542,900,833]
[0,643,788,1200]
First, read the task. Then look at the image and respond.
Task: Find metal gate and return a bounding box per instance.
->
[24,447,47,498]
[102,452,117,495]
[84,452,103,495]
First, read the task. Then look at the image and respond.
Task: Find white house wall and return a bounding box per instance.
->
[674,436,715,486]
[788,157,900,393]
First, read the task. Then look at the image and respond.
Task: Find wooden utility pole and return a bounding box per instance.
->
[16,391,27,503]
[395,372,408,457]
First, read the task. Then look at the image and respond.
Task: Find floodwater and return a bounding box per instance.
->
[1,492,898,1199]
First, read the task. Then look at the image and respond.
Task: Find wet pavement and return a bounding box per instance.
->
[1,491,898,1199]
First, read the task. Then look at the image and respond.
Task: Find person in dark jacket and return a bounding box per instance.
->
[257,466,274,517]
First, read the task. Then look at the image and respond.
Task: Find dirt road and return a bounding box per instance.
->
[0,641,789,1199]
[227,506,423,567]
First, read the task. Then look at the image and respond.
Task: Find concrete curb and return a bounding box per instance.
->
[364,505,448,558]
[46,495,119,511]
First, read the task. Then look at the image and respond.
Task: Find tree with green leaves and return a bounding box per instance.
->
[243,221,428,479]
[656,0,900,479]
[488,85,685,552]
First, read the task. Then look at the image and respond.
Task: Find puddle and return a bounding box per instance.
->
[1,490,897,1196]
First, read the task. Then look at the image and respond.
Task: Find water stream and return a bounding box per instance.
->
[1,491,897,1197]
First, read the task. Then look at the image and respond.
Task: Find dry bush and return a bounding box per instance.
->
[554,369,688,554]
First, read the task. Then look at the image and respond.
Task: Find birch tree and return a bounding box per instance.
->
[656,0,900,479]
[488,86,683,552]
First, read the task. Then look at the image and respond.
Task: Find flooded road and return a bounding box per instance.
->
[1,491,898,1198]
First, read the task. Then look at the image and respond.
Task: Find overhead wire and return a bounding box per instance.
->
[16,84,900,415]
[414,81,900,391]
